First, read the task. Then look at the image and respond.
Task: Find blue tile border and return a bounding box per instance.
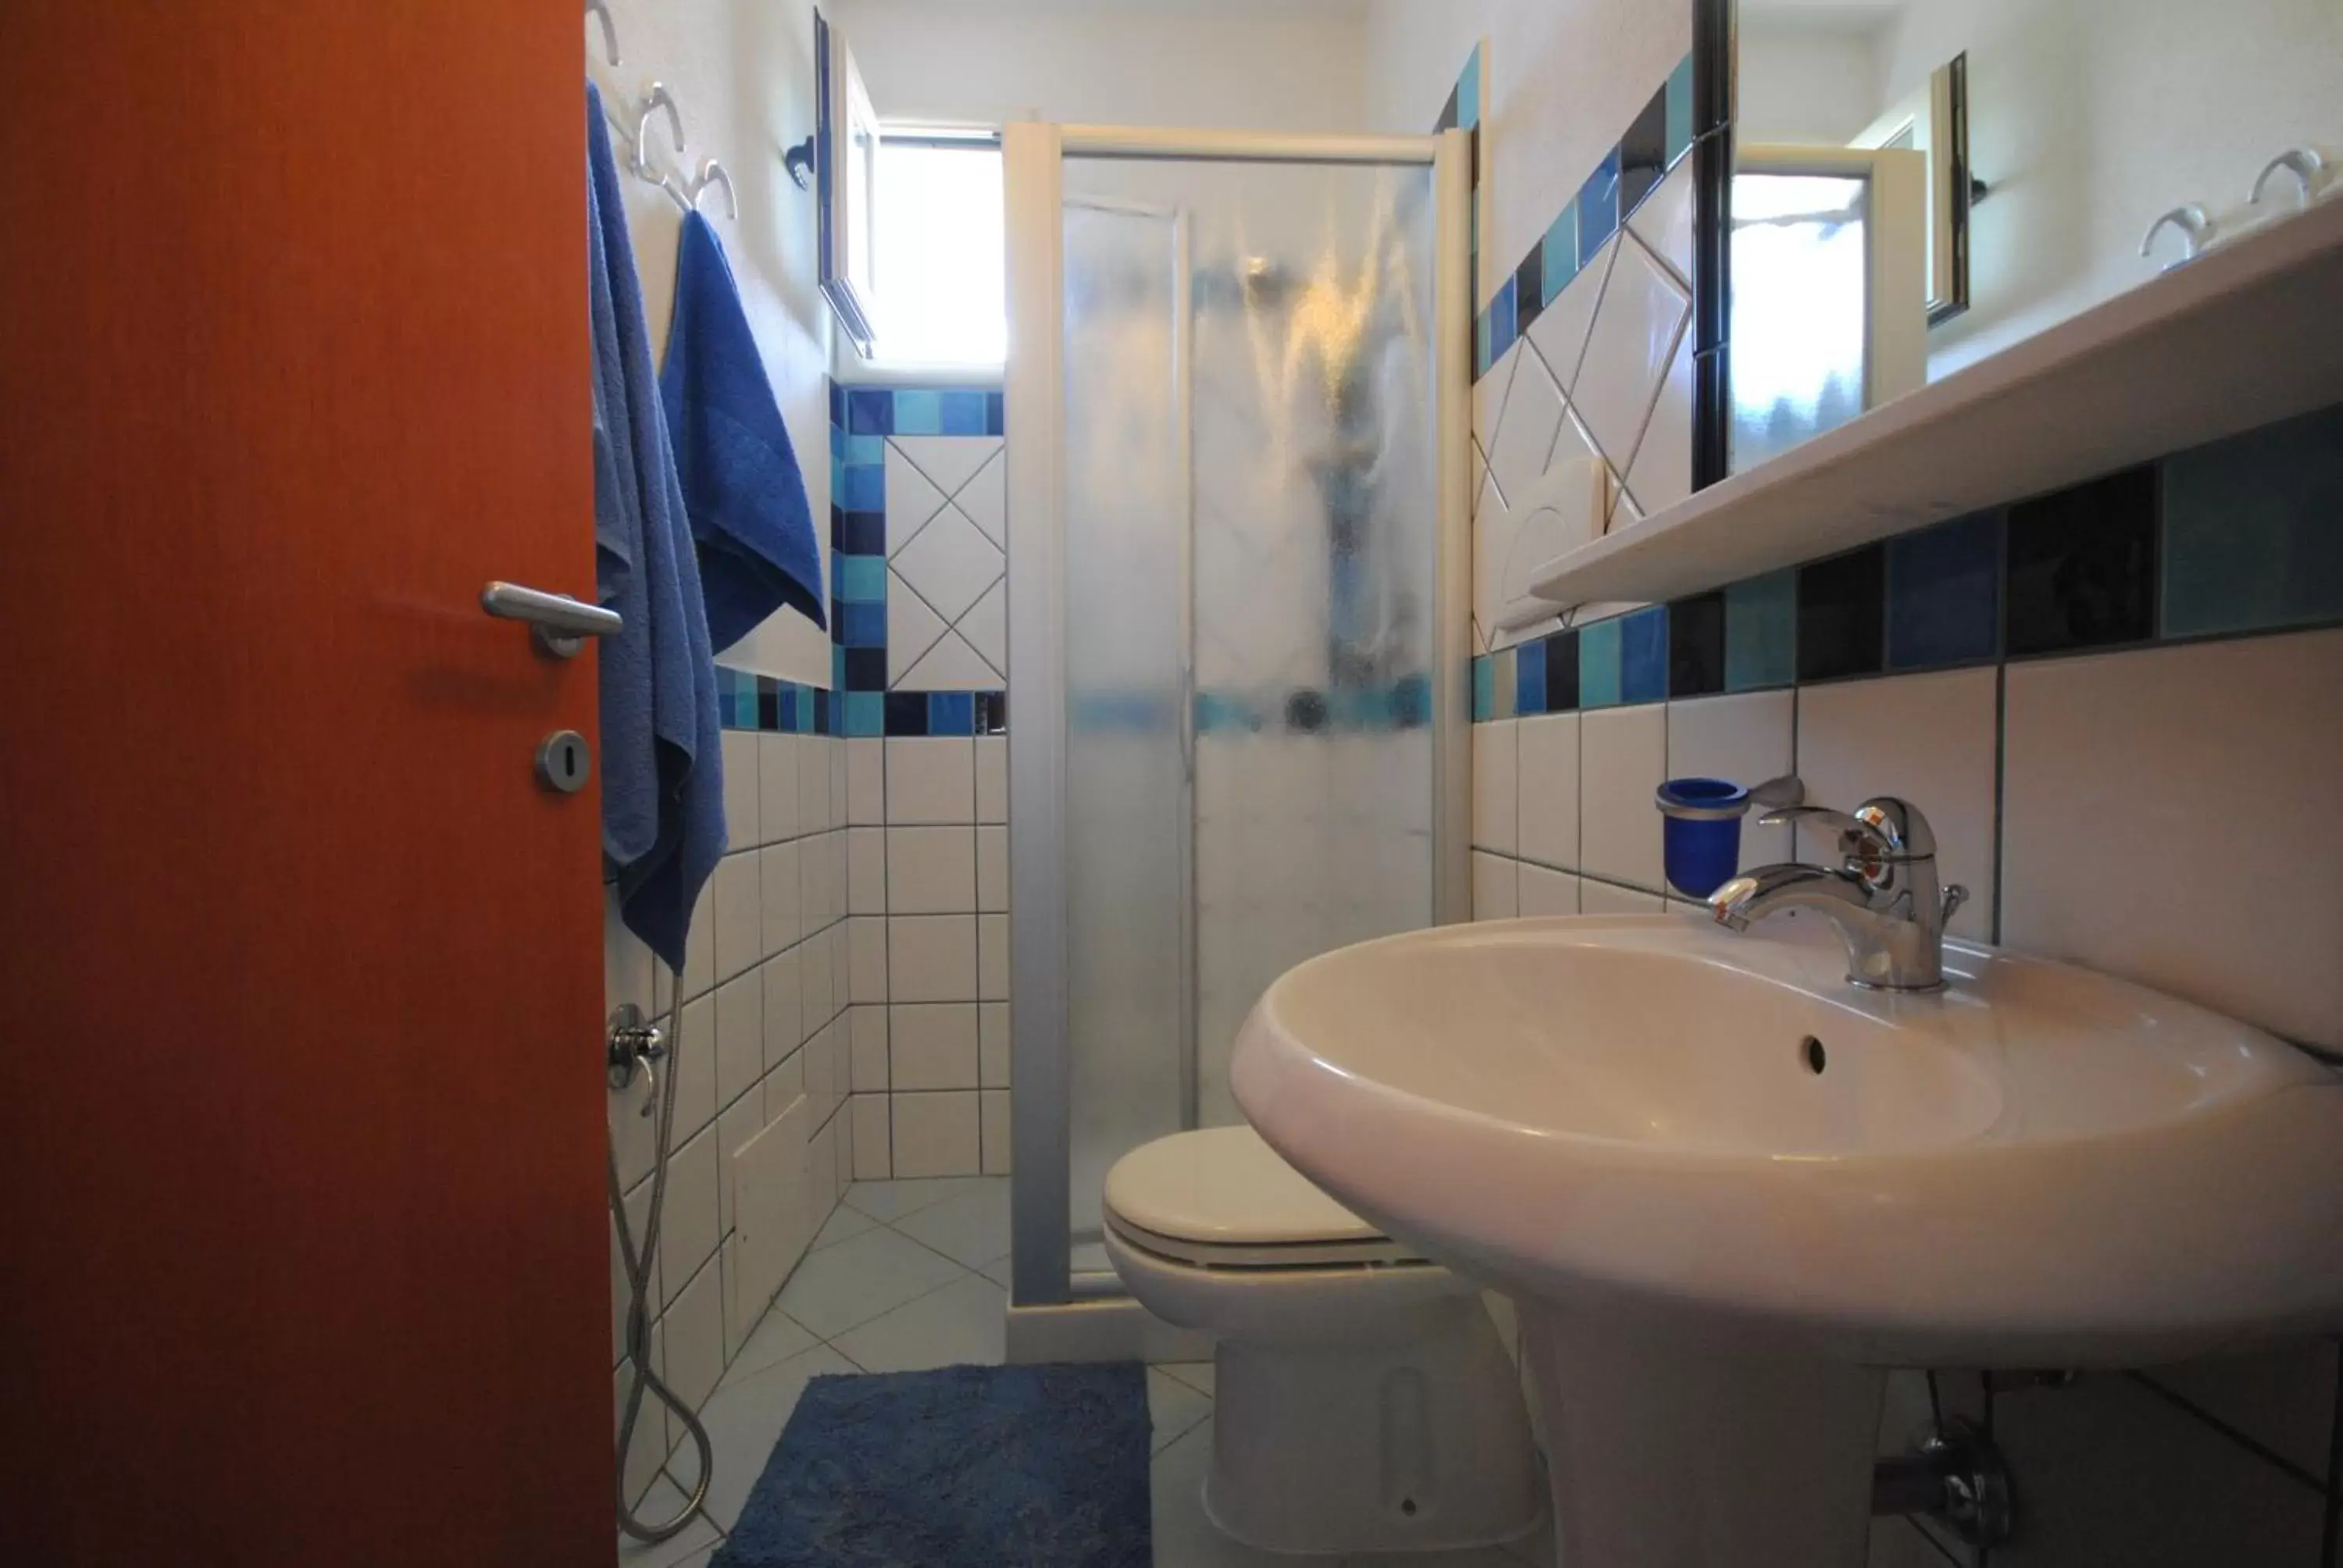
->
[1472,55,1702,383]
[1469,398,2343,722]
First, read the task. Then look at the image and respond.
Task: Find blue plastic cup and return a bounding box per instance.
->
[1655,778,1753,899]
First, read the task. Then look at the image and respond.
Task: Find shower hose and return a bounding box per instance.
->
[609,975,715,1543]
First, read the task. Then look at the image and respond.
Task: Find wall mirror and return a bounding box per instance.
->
[1703,0,2343,481]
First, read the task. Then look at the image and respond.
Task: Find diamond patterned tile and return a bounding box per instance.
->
[882,446,947,547]
[893,504,1003,625]
[1573,232,1690,473]
[885,573,947,686]
[890,435,1001,501]
[957,448,1007,547]
[1486,343,1566,506]
[958,578,1007,676]
[1526,233,1613,399]
[900,629,1000,691]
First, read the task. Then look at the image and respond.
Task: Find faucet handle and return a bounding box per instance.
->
[1756,804,1885,847]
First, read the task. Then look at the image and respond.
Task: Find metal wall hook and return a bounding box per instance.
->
[632,82,686,180]
[783,136,816,191]
[2140,203,2214,271]
[689,159,738,219]
[2250,147,2328,209]
[585,0,619,66]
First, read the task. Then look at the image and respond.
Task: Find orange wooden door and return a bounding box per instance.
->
[0,6,612,1565]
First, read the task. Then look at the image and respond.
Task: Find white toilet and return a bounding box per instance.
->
[1103,1124,1545,1557]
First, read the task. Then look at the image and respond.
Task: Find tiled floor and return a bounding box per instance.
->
[619,1176,1553,1568]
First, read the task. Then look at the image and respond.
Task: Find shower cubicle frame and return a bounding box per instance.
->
[1000,122,1475,1358]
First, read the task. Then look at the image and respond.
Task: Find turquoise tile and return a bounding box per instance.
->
[2162,404,2343,639]
[1475,309,1492,381]
[1542,201,1580,305]
[1492,645,1517,719]
[844,433,886,465]
[1664,52,1696,169]
[843,691,884,737]
[1579,617,1623,707]
[1724,569,1797,690]
[893,389,943,435]
[1471,654,1494,721]
[1457,45,1482,133]
[836,554,887,604]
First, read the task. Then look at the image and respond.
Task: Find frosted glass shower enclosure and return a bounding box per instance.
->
[1001,123,1473,1327]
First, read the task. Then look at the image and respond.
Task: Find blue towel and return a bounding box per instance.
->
[587,82,726,973]
[660,209,828,647]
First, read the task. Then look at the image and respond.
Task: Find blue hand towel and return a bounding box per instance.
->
[660,210,828,647]
[587,82,726,974]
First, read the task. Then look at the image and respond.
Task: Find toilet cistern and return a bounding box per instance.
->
[1709,795,1967,991]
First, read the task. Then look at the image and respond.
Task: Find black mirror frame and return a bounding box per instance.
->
[1690,0,1735,493]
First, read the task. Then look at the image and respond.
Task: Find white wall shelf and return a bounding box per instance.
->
[1528,197,2343,610]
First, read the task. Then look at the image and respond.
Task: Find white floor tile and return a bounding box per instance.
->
[1150,1423,1290,1568]
[772,1224,968,1339]
[842,1175,987,1223]
[724,1306,819,1385]
[1147,1367,1214,1456]
[810,1201,878,1252]
[830,1273,1007,1374]
[1155,1361,1215,1399]
[889,1178,1012,1268]
[979,1255,1011,1288]
[615,1475,722,1568]
[668,1342,858,1531]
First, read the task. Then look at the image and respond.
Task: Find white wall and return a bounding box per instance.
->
[1738,23,1884,144]
[592,0,835,688]
[1364,0,1691,303]
[1877,0,2343,375]
[829,0,1370,131]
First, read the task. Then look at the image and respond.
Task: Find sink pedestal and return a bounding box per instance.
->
[1520,1306,1884,1568]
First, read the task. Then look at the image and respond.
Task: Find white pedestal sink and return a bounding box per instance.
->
[1230,915,2343,1568]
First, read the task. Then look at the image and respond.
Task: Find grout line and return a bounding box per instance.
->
[2322,1342,2342,1568]
[2128,1370,2332,1496]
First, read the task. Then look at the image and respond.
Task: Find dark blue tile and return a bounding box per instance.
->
[940,390,990,436]
[2006,466,2158,656]
[1888,511,2002,669]
[839,509,886,556]
[847,387,893,435]
[1577,148,1622,255]
[813,688,833,736]
[829,503,848,551]
[985,390,1006,436]
[1619,84,1670,216]
[840,602,886,649]
[1513,248,1545,338]
[929,691,975,735]
[1541,629,1580,712]
[883,691,930,736]
[828,379,846,428]
[1798,544,1885,681]
[757,676,782,732]
[842,647,887,691]
[1284,690,1331,732]
[1515,638,1548,715]
[1620,604,1669,703]
[1667,590,1725,697]
[978,691,1009,735]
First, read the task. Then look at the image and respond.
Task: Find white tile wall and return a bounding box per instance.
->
[605,729,856,1493]
[1665,690,1795,875]
[1578,704,1667,891]
[891,1092,982,1179]
[1515,712,1581,869]
[1797,668,1998,943]
[2002,630,2343,1047]
[1471,720,1518,853]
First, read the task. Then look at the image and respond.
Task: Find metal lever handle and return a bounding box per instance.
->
[481,581,623,659]
[1757,804,1885,847]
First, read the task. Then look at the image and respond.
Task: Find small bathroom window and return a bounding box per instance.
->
[816,10,1004,369]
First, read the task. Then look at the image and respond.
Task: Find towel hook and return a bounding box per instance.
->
[2250,147,2329,209]
[689,160,739,219]
[2140,203,2214,271]
[584,0,620,66]
[632,83,686,180]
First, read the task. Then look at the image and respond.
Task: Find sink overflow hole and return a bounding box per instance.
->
[1802,1036,1828,1074]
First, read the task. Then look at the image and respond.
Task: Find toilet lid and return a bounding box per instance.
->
[1103,1124,1393,1249]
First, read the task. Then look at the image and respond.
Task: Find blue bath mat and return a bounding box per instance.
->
[712,1361,1153,1568]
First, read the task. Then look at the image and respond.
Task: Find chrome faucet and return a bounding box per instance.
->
[1709,798,1968,992]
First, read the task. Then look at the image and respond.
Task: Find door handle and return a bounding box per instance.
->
[480,581,624,658]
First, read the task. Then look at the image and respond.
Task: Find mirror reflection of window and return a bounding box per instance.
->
[1730,173,1869,472]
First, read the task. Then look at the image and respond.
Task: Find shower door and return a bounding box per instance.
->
[1003,124,1473,1313]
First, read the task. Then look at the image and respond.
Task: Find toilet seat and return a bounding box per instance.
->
[1102,1124,1430,1270]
